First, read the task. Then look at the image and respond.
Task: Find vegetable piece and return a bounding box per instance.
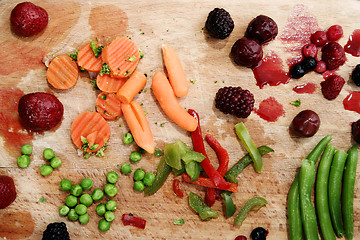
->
[92,189,104,201]
[96,204,106,216]
[182,174,238,192]
[104,183,118,197]
[121,100,154,153]
[130,151,141,162]
[173,218,185,225]
[164,142,183,170]
[299,159,319,240]
[50,157,61,169]
[188,192,219,221]
[102,37,140,79]
[106,200,117,211]
[234,197,267,226]
[205,188,216,207]
[133,169,145,181]
[173,179,184,198]
[161,44,189,98]
[152,71,197,132]
[43,148,55,160]
[134,181,145,191]
[123,132,134,144]
[95,92,122,120]
[80,178,93,190]
[70,184,83,197]
[21,144,32,155]
[104,211,115,222]
[234,122,263,173]
[117,71,147,104]
[98,219,111,232]
[79,213,89,225]
[315,145,336,240]
[96,73,127,93]
[144,156,172,195]
[77,42,103,72]
[307,135,333,164]
[40,165,53,176]
[143,173,156,186]
[70,112,111,153]
[185,160,201,182]
[121,163,132,174]
[17,155,30,168]
[59,179,72,191]
[121,214,146,229]
[79,193,93,207]
[221,192,237,218]
[342,146,358,240]
[205,134,229,176]
[89,41,103,58]
[106,171,119,184]
[47,55,79,90]
[68,209,79,221]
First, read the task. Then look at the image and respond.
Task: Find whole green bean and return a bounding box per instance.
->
[329,150,347,237]
[315,145,336,240]
[342,146,358,240]
[307,135,333,164]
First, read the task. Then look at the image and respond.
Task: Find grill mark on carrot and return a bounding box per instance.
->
[117,71,147,104]
[96,92,122,120]
[96,74,127,93]
[47,55,79,90]
[77,43,103,72]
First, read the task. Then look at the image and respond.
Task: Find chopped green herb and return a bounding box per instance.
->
[100,94,107,100]
[144,73,148,77]
[84,152,91,159]
[90,144,99,150]
[81,136,88,144]
[139,49,144,59]
[154,148,163,157]
[68,51,78,61]
[190,78,196,84]
[173,218,185,225]
[124,70,131,76]
[159,122,166,127]
[39,197,47,202]
[144,110,148,115]
[90,41,104,58]
[90,79,99,90]
[96,145,107,157]
[80,67,86,72]
[214,81,218,83]
[290,99,301,107]
[99,63,111,76]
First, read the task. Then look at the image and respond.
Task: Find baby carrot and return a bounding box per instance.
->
[96,73,127,93]
[77,42,103,72]
[117,71,147,104]
[47,55,79,90]
[152,71,197,132]
[162,45,189,98]
[96,92,122,120]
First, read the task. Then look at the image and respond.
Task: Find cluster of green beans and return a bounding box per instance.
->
[17,144,33,168]
[40,148,62,176]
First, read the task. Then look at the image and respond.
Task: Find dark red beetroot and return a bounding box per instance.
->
[245,15,278,44]
[321,42,346,70]
[18,92,64,131]
[231,38,263,68]
[291,110,320,137]
[0,175,17,209]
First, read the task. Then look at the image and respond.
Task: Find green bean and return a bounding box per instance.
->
[342,146,358,240]
[307,135,332,164]
[234,197,267,226]
[329,150,347,237]
[315,145,336,240]
[287,175,302,240]
[299,159,319,240]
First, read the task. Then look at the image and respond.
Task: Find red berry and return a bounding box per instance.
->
[302,43,318,58]
[245,15,278,44]
[321,42,346,70]
[0,175,17,209]
[291,110,320,137]
[231,37,263,68]
[310,31,328,47]
[326,25,343,41]
[235,236,247,240]
[10,2,49,37]
[351,119,360,144]
[320,75,345,100]
[315,61,327,73]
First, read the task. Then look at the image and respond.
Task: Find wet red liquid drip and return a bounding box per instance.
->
[293,82,316,94]
[252,53,290,88]
[344,29,360,57]
[343,91,360,114]
[0,87,34,156]
[254,97,285,122]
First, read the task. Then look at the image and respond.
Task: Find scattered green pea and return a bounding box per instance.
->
[106,171,119,184]
[21,144,32,155]
[40,165,53,176]
[104,211,115,222]
[79,193,93,207]
[50,157,62,169]
[123,132,134,144]
[59,179,72,191]
[134,180,145,192]
[68,209,79,221]
[75,204,87,215]
[143,172,156,186]
[59,205,70,216]
[17,155,30,168]
[106,200,117,211]
[104,183,118,197]
[121,163,132,174]
[98,219,111,232]
[43,148,55,160]
[133,169,145,181]
[65,195,78,208]
[80,178,93,190]
[96,203,106,216]
[130,151,141,162]
[92,189,104,201]
[79,213,90,224]
[70,184,83,197]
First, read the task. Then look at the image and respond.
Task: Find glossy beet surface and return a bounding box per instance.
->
[250,227,268,240]
[245,15,278,44]
[291,110,320,137]
[231,38,263,68]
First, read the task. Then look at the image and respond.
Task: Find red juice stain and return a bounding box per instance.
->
[252,53,290,88]
[343,91,360,114]
[254,97,285,122]
[293,82,316,94]
[344,29,360,57]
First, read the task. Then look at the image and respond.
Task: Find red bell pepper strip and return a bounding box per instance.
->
[205,188,216,206]
[205,133,229,176]
[173,179,184,198]
[121,214,146,229]
[182,173,238,192]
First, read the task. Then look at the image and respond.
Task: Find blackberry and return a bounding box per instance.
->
[250,227,268,240]
[215,86,255,118]
[42,222,70,240]
[301,57,317,72]
[351,64,360,86]
[290,63,306,79]
[205,8,234,39]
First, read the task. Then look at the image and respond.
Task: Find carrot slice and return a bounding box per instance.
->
[96,73,127,93]
[152,71,197,132]
[121,100,154,154]
[77,42,103,72]
[71,112,111,153]
[47,55,79,90]
[96,92,122,120]
[162,45,189,98]
[117,71,147,104]
[102,37,140,79]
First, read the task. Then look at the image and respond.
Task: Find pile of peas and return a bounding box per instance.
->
[17,144,32,168]
[40,148,62,176]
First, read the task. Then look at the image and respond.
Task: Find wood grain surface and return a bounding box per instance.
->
[1,0,360,239]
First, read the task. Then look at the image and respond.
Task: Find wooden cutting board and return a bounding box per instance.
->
[0,0,360,239]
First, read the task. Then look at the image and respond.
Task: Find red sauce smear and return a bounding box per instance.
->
[252,53,290,88]
[343,91,360,114]
[293,82,316,94]
[254,97,285,122]
[344,29,360,57]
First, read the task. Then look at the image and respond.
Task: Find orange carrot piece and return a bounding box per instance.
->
[152,71,197,132]
[102,37,140,79]
[96,92,122,120]
[47,55,79,90]
[117,71,147,104]
[162,45,189,98]
[96,73,127,93]
[121,100,154,154]
[77,42,103,72]
[71,112,110,153]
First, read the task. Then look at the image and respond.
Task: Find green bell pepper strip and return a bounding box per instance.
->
[164,142,183,170]
[185,160,201,182]
[144,156,172,196]
[221,192,236,218]
[234,196,267,226]
[188,192,219,220]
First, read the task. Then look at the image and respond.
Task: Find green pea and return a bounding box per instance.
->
[59,179,72,191]
[59,205,70,216]
[79,193,93,207]
[80,178,93,190]
[75,204,87,215]
[40,165,53,176]
[106,171,119,184]
[130,151,141,162]
[143,172,156,186]
[70,184,83,197]
[123,132,134,144]
[21,144,32,155]
[50,157,62,169]
[17,155,30,168]
[98,219,111,232]
[133,169,145,181]
[133,181,145,192]
[79,213,89,225]
[121,163,132,174]
[92,189,104,201]
[96,203,106,216]
[104,183,118,197]
[68,209,79,221]
[65,195,78,208]
[104,211,115,222]
[43,148,55,160]
[106,200,117,211]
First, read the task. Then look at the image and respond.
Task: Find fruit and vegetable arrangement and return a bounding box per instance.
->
[1,1,360,239]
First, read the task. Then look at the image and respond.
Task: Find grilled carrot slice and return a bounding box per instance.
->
[71,112,110,153]
[121,100,154,154]
[77,42,103,72]
[47,55,79,90]
[117,71,147,104]
[96,92,122,120]
[152,71,197,132]
[102,37,140,79]
[96,73,127,93]
[162,45,189,97]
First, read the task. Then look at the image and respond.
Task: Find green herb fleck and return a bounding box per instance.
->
[190,78,196,84]
[80,67,86,72]
[124,70,131,76]
[154,148,163,156]
[68,51,78,61]
[89,144,99,150]
[99,63,111,76]
[144,73,148,77]
[159,122,166,127]
[144,110,148,115]
[39,197,47,202]
[214,81,218,83]
[96,145,107,157]
[90,41,104,58]
[90,79,99,90]
[100,94,107,100]
[139,49,144,59]
[84,152,91,159]
[173,219,185,225]
[81,136,88,144]
[290,99,301,107]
